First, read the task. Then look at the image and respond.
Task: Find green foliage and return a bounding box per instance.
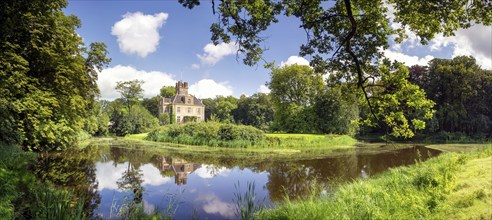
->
[142,96,160,118]
[0,0,110,151]
[410,56,492,137]
[84,100,110,137]
[259,146,492,219]
[269,65,324,133]
[363,63,435,138]
[314,86,359,135]
[234,181,265,220]
[32,187,85,220]
[115,80,145,113]
[180,0,489,139]
[233,93,274,131]
[110,105,159,136]
[160,86,176,98]
[145,122,266,148]
[159,112,172,125]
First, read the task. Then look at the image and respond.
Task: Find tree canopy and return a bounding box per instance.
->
[0,0,110,150]
[179,0,491,137]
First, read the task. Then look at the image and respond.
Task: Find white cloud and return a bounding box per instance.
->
[191,63,200,70]
[189,79,233,99]
[197,42,239,65]
[383,49,434,66]
[111,12,168,58]
[429,25,492,69]
[98,65,176,100]
[194,165,230,179]
[257,84,271,94]
[280,56,310,67]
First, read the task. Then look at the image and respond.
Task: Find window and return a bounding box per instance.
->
[177,107,180,113]
[188,107,191,113]
[197,117,201,122]
[197,108,201,114]
[177,116,181,123]
[187,98,191,104]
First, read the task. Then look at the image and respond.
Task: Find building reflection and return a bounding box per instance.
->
[154,156,200,185]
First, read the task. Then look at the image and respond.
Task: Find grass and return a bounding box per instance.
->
[265,133,357,148]
[258,145,492,219]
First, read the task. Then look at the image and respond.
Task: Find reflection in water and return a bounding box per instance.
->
[265,146,440,202]
[32,145,102,217]
[37,144,440,219]
[151,156,200,185]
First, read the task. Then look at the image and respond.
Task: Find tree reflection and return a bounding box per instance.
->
[33,145,102,217]
[117,162,144,203]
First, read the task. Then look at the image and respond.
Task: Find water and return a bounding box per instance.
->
[34,144,440,219]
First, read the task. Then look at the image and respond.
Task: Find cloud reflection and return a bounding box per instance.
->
[96,162,172,191]
[194,164,231,179]
[196,193,235,218]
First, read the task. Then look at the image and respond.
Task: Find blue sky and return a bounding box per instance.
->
[65,1,491,100]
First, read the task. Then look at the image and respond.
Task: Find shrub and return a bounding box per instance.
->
[145,122,265,148]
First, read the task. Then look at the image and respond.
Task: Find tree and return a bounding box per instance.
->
[410,56,492,137]
[142,96,160,117]
[363,63,435,138]
[215,96,238,123]
[179,0,491,137]
[314,85,359,135]
[0,0,110,150]
[268,64,324,133]
[160,86,176,97]
[115,80,144,113]
[233,93,274,130]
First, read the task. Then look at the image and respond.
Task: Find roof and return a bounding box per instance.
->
[171,94,204,106]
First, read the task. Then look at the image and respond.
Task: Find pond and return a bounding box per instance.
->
[33,143,441,219]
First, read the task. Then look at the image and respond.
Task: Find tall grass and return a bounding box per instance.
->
[234,181,265,220]
[259,146,492,219]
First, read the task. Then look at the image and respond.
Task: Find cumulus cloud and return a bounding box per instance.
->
[189,79,233,99]
[383,50,435,67]
[111,12,168,58]
[98,65,176,100]
[197,42,239,65]
[280,56,310,67]
[430,25,492,69]
[257,84,271,94]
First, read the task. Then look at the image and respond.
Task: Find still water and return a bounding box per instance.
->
[35,144,440,219]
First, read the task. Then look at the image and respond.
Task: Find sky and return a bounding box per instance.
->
[64,0,492,100]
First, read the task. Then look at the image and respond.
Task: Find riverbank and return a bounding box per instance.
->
[258,145,492,219]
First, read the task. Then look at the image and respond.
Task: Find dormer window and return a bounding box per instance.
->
[187,98,191,104]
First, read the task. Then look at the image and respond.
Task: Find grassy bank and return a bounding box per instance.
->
[143,122,357,149]
[258,145,492,219]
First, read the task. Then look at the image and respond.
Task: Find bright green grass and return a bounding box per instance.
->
[126,133,148,141]
[265,133,357,148]
[258,145,492,220]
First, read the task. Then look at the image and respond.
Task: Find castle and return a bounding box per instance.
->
[159,81,205,123]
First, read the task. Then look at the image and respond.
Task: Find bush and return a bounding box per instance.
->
[145,122,266,147]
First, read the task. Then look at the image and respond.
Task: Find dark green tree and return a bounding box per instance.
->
[410,56,492,137]
[0,0,110,150]
[142,96,160,117]
[233,93,274,130]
